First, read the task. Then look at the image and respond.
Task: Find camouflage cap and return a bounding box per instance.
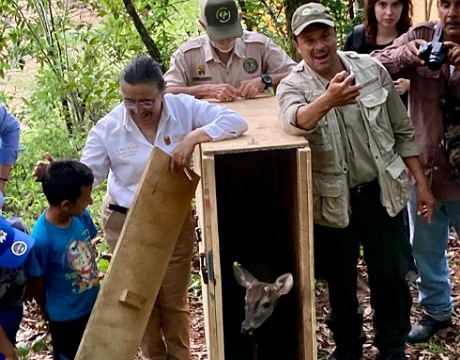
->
[291,3,335,36]
[200,0,243,41]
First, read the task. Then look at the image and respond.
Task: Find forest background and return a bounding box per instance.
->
[2,1,458,359]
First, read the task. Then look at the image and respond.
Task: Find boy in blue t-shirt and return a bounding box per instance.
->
[0,217,35,360]
[26,160,99,360]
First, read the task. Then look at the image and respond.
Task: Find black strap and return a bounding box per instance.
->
[352,24,366,51]
[108,204,129,214]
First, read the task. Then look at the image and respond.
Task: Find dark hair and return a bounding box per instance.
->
[42,160,94,206]
[365,0,412,46]
[121,56,165,91]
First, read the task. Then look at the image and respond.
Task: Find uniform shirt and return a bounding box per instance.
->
[0,105,20,165]
[27,210,99,322]
[164,31,296,88]
[373,21,460,201]
[81,93,248,208]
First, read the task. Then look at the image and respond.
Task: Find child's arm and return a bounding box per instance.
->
[26,276,47,320]
[0,325,18,360]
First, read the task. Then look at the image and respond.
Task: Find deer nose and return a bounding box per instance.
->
[241,325,255,337]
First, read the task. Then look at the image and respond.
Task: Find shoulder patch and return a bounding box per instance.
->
[179,37,205,53]
[343,51,372,60]
[241,31,268,44]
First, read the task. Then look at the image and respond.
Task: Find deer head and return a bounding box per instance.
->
[233,262,294,336]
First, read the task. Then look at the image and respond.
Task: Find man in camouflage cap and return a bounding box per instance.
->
[164,0,296,102]
[277,3,435,360]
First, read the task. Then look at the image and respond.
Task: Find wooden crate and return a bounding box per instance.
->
[193,96,315,360]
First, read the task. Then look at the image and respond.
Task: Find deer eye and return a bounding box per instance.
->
[261,302,271,310]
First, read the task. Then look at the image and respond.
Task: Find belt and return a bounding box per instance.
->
[349,179,380,197]
[108,204,129,214]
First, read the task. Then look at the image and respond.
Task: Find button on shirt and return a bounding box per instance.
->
[80,93,248,208]
[164,31,296,88]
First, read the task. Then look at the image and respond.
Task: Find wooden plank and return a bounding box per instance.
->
[200,96,307,155]
[296,147,316,360]
[200,152,226,360]
[193,148,218,360]
[76,147,200,360]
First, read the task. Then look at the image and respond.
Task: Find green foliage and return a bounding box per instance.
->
[189,273,202,300]
[16,333,50,359]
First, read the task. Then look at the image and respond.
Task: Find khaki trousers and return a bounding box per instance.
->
[102,193,194,360]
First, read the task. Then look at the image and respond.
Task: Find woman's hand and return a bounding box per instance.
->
[170,129,212,173]
[33,152,55,181]
[393,78,410,95]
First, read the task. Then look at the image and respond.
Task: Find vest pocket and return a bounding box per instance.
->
[312,174,349,228]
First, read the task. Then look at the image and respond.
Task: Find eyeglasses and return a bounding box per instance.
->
[123,100,156,110]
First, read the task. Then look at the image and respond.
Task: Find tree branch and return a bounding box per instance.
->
[122,0,165,73]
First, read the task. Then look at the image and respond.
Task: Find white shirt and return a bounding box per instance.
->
[81,93,248,208]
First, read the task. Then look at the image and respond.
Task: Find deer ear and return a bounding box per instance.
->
[233,263,258,288]
[274,273,294,296]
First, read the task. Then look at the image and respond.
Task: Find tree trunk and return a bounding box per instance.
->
[122,0,166,73]
[283,0,312,60]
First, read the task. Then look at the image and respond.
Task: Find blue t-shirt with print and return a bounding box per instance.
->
[26,209,100,322]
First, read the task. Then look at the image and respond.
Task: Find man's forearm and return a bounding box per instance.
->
[0,165,12,192]
[403,156,430,190]
[271,71,293,87]
[165,85,210,98]
[295,94,333,131]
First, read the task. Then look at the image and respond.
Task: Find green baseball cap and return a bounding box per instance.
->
[201,0,243,41]
[292,3,335,36]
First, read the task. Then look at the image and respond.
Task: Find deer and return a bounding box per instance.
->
[233,262,294,360]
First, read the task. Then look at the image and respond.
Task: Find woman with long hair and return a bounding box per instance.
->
[344,0,413,96]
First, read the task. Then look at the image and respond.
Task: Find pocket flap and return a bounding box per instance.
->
[386,155,406,179]
[359,88,388,107]
[313,175,343,197]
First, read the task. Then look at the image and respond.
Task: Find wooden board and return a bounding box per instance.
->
[75,148,200,360]
[296,147,316,360]
[201,96,307,155]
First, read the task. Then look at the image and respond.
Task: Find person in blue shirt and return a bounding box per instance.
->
[0,217,35,360]
[0,106,20,195]
[26,160,98,360]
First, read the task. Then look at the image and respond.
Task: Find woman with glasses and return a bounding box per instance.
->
[35,55,247,360]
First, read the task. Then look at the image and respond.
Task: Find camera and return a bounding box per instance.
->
[418,25,449,71]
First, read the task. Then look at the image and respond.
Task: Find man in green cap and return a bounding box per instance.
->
[164,0,296,102]
[277,3,435,360]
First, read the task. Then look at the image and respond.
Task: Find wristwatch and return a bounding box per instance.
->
[260,74,272,89]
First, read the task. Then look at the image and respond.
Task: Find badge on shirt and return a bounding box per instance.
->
[192,64,212,82]
[164,134,186,146]
[198,64,206,76]
[243,58,258,74]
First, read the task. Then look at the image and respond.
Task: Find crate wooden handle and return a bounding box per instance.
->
[119,289,146,309]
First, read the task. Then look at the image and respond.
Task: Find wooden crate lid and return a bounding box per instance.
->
[201,95,308,155]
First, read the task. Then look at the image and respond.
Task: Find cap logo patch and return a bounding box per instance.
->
[216,7,231,23]
[302,8,321,16]
[0,230,6,244]
[243,58,258,74]
[11,241,27,256]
